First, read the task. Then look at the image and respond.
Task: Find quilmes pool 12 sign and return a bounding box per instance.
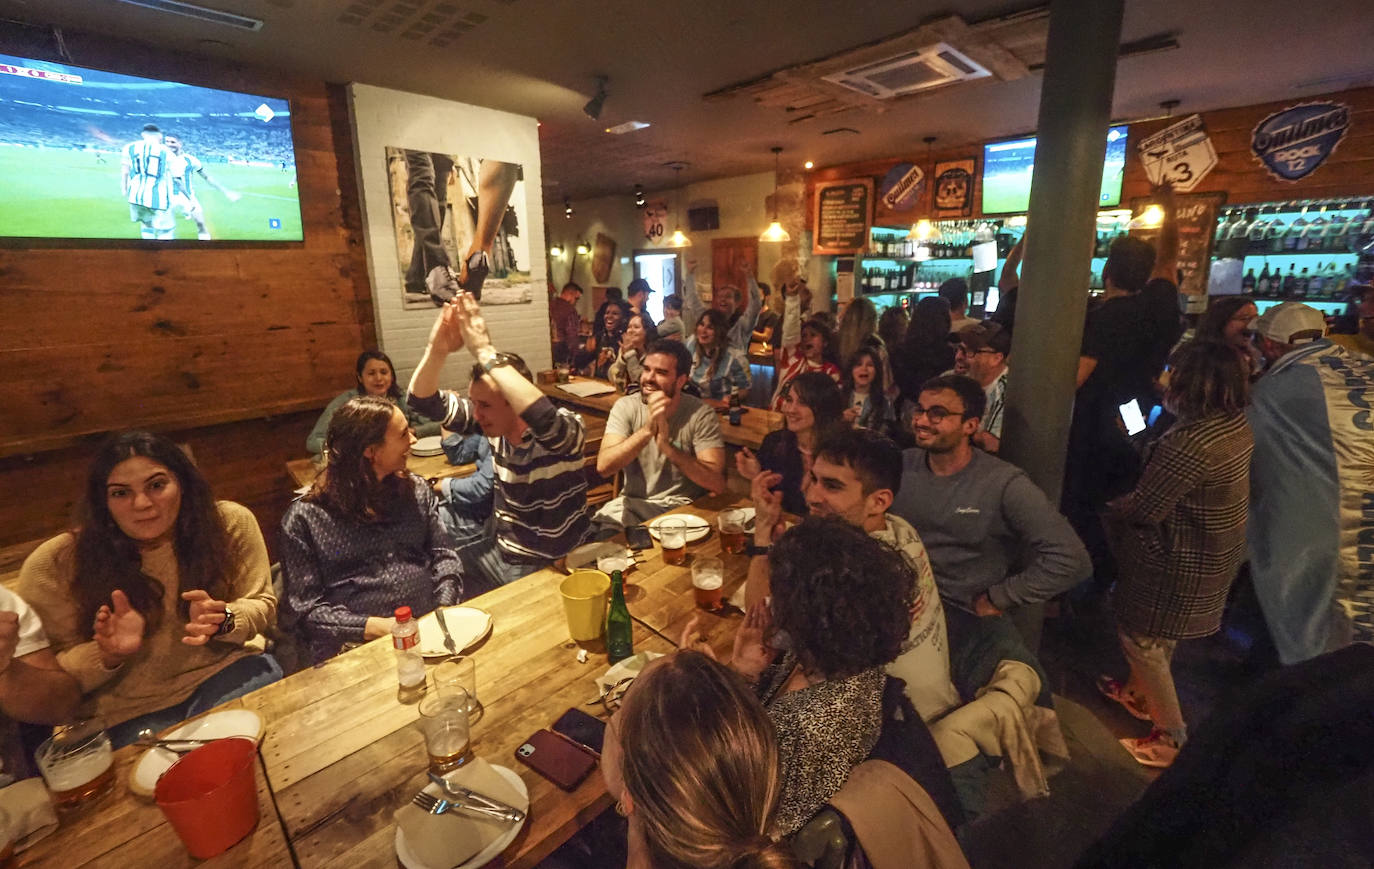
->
[1250,101,1351,182]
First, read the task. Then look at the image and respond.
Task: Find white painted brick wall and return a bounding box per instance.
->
[347,83,551,393]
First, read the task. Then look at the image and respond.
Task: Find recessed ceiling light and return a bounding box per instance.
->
[804,160,814,170]
[605,121,650,135]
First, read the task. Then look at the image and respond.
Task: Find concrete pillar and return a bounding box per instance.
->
[1001,0,1126,503]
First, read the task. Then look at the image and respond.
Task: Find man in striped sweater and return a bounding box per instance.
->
[410,293,590,592]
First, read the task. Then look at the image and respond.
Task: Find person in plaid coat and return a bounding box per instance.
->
[1099,341,1254,769]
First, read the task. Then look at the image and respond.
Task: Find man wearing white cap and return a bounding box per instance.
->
[1247,301,1374,665]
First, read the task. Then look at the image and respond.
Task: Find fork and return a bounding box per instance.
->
[434,607,459,657]
[412,791,523,824]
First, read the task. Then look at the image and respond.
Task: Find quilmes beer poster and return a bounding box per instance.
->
[1250,101,1352,182]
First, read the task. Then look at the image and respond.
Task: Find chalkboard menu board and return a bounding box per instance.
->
[1129,191,1227,297]
[813,178,873,255]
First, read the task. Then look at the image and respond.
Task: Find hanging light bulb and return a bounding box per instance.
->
[759,146,791,243]
[575,240,591,256]
[549,244,564,257]
[1129,204,1165,229]
[564,197,573,219]
[665,163,692,248]
[666,228,692,248]
[634,183,646,208]
[907,218,936,241]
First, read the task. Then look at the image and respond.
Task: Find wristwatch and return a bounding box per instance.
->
[215,606,236,637]
[479,351,517,374]
[745,542,772,557]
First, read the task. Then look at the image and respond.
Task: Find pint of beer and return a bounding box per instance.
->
[692,557,725,612]
[419,692,472,774]
[659,518,688,566]
[717,509,747,554]
[36,719,115,811]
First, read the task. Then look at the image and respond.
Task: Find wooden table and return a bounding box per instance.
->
[24,494,752,868]
[540,377,782,451]
[283,417,606,491]
[16,743,293,868]
[246,492,750,868]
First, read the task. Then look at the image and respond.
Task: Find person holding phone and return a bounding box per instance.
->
[1100,341,1253,769]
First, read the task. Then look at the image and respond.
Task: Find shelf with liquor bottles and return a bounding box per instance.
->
[857,211,1135,314]
[1212,198,1372,315]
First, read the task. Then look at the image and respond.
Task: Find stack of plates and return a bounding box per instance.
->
[411,435,445,457]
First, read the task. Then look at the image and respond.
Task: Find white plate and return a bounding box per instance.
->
[395,764,529,869]
[412,436,445,456]
[416,606,493,659]
[646,512,711,543]
[130,708,264,797]
[564,541,634,574]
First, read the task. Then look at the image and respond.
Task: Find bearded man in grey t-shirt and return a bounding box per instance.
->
[594,340,726,530]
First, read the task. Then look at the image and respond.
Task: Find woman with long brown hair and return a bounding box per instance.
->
[281,396,461,664]
[601,650,802,869]
[19,431,280,747]
[685,308,750,401]
[738,372,846,515]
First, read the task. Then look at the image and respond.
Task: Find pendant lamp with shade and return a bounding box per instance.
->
[759,146,791,243]
[665,163,692,248]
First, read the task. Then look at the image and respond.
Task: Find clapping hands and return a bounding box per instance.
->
[94,590,145,666]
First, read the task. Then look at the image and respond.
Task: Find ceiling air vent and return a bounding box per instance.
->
[112,0,264,31]
[822,42,990,99]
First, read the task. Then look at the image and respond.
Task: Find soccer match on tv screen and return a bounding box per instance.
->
[0,53,303,242]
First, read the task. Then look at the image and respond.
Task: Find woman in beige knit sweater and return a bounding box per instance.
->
[19,431,280,747]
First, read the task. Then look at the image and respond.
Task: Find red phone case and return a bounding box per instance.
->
[515,729,598,791]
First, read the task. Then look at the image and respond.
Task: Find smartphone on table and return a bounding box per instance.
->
[625,523,653,551]
[514,708,607,791]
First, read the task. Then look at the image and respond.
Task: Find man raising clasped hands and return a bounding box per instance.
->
[594,339,726,531]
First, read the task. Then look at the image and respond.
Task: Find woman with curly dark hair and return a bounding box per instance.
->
[713,519,915,833]
[19,431,280,747]
[280,396,461,663]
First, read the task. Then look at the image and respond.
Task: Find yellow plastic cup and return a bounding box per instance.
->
[560,570,611,642]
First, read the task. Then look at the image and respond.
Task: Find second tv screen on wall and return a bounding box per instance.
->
[981,126,1128,215]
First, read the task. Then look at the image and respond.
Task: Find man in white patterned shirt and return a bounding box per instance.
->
[746,427,959,722]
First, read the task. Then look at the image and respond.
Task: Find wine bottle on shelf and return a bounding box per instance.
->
[1281,263,1297,298]
[1325,206,1348,251]
[1247,207,1272,254]
[1241,269,1256,294]
[1267,211,1288,253]
[1256,261,1272,296]
[1307,263,1325,298]
[1285,207,1307,252]
[1297,206,1323,251]
[1294,267,1310,298]
[1215,210,1235,245]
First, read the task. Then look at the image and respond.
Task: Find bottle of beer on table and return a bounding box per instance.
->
[606,570,634,664]
[728,392,742,426]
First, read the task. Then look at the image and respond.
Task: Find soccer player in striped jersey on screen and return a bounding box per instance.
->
[121,124,174,241]
[164,135,240,241]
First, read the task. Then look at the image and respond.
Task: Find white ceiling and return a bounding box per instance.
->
[3,0,1373,203]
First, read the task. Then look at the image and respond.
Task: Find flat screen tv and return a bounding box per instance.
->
[981,125,1128,215]
[0,54,302,241]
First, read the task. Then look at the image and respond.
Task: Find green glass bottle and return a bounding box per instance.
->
[606,570,634,664]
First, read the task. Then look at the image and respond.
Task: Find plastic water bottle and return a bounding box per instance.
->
[392,606,425,689]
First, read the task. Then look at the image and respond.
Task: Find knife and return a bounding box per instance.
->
[428,772,527,823]
[434,607,458,656]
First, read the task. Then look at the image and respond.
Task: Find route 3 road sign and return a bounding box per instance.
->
[1138,114,1218,192]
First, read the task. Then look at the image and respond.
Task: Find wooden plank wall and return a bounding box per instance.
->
[0,29,376,556]
[808,85,1374,225]
[1122,87,1374,204]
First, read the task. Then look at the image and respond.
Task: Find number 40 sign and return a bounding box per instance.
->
[1137,114,1217,192]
